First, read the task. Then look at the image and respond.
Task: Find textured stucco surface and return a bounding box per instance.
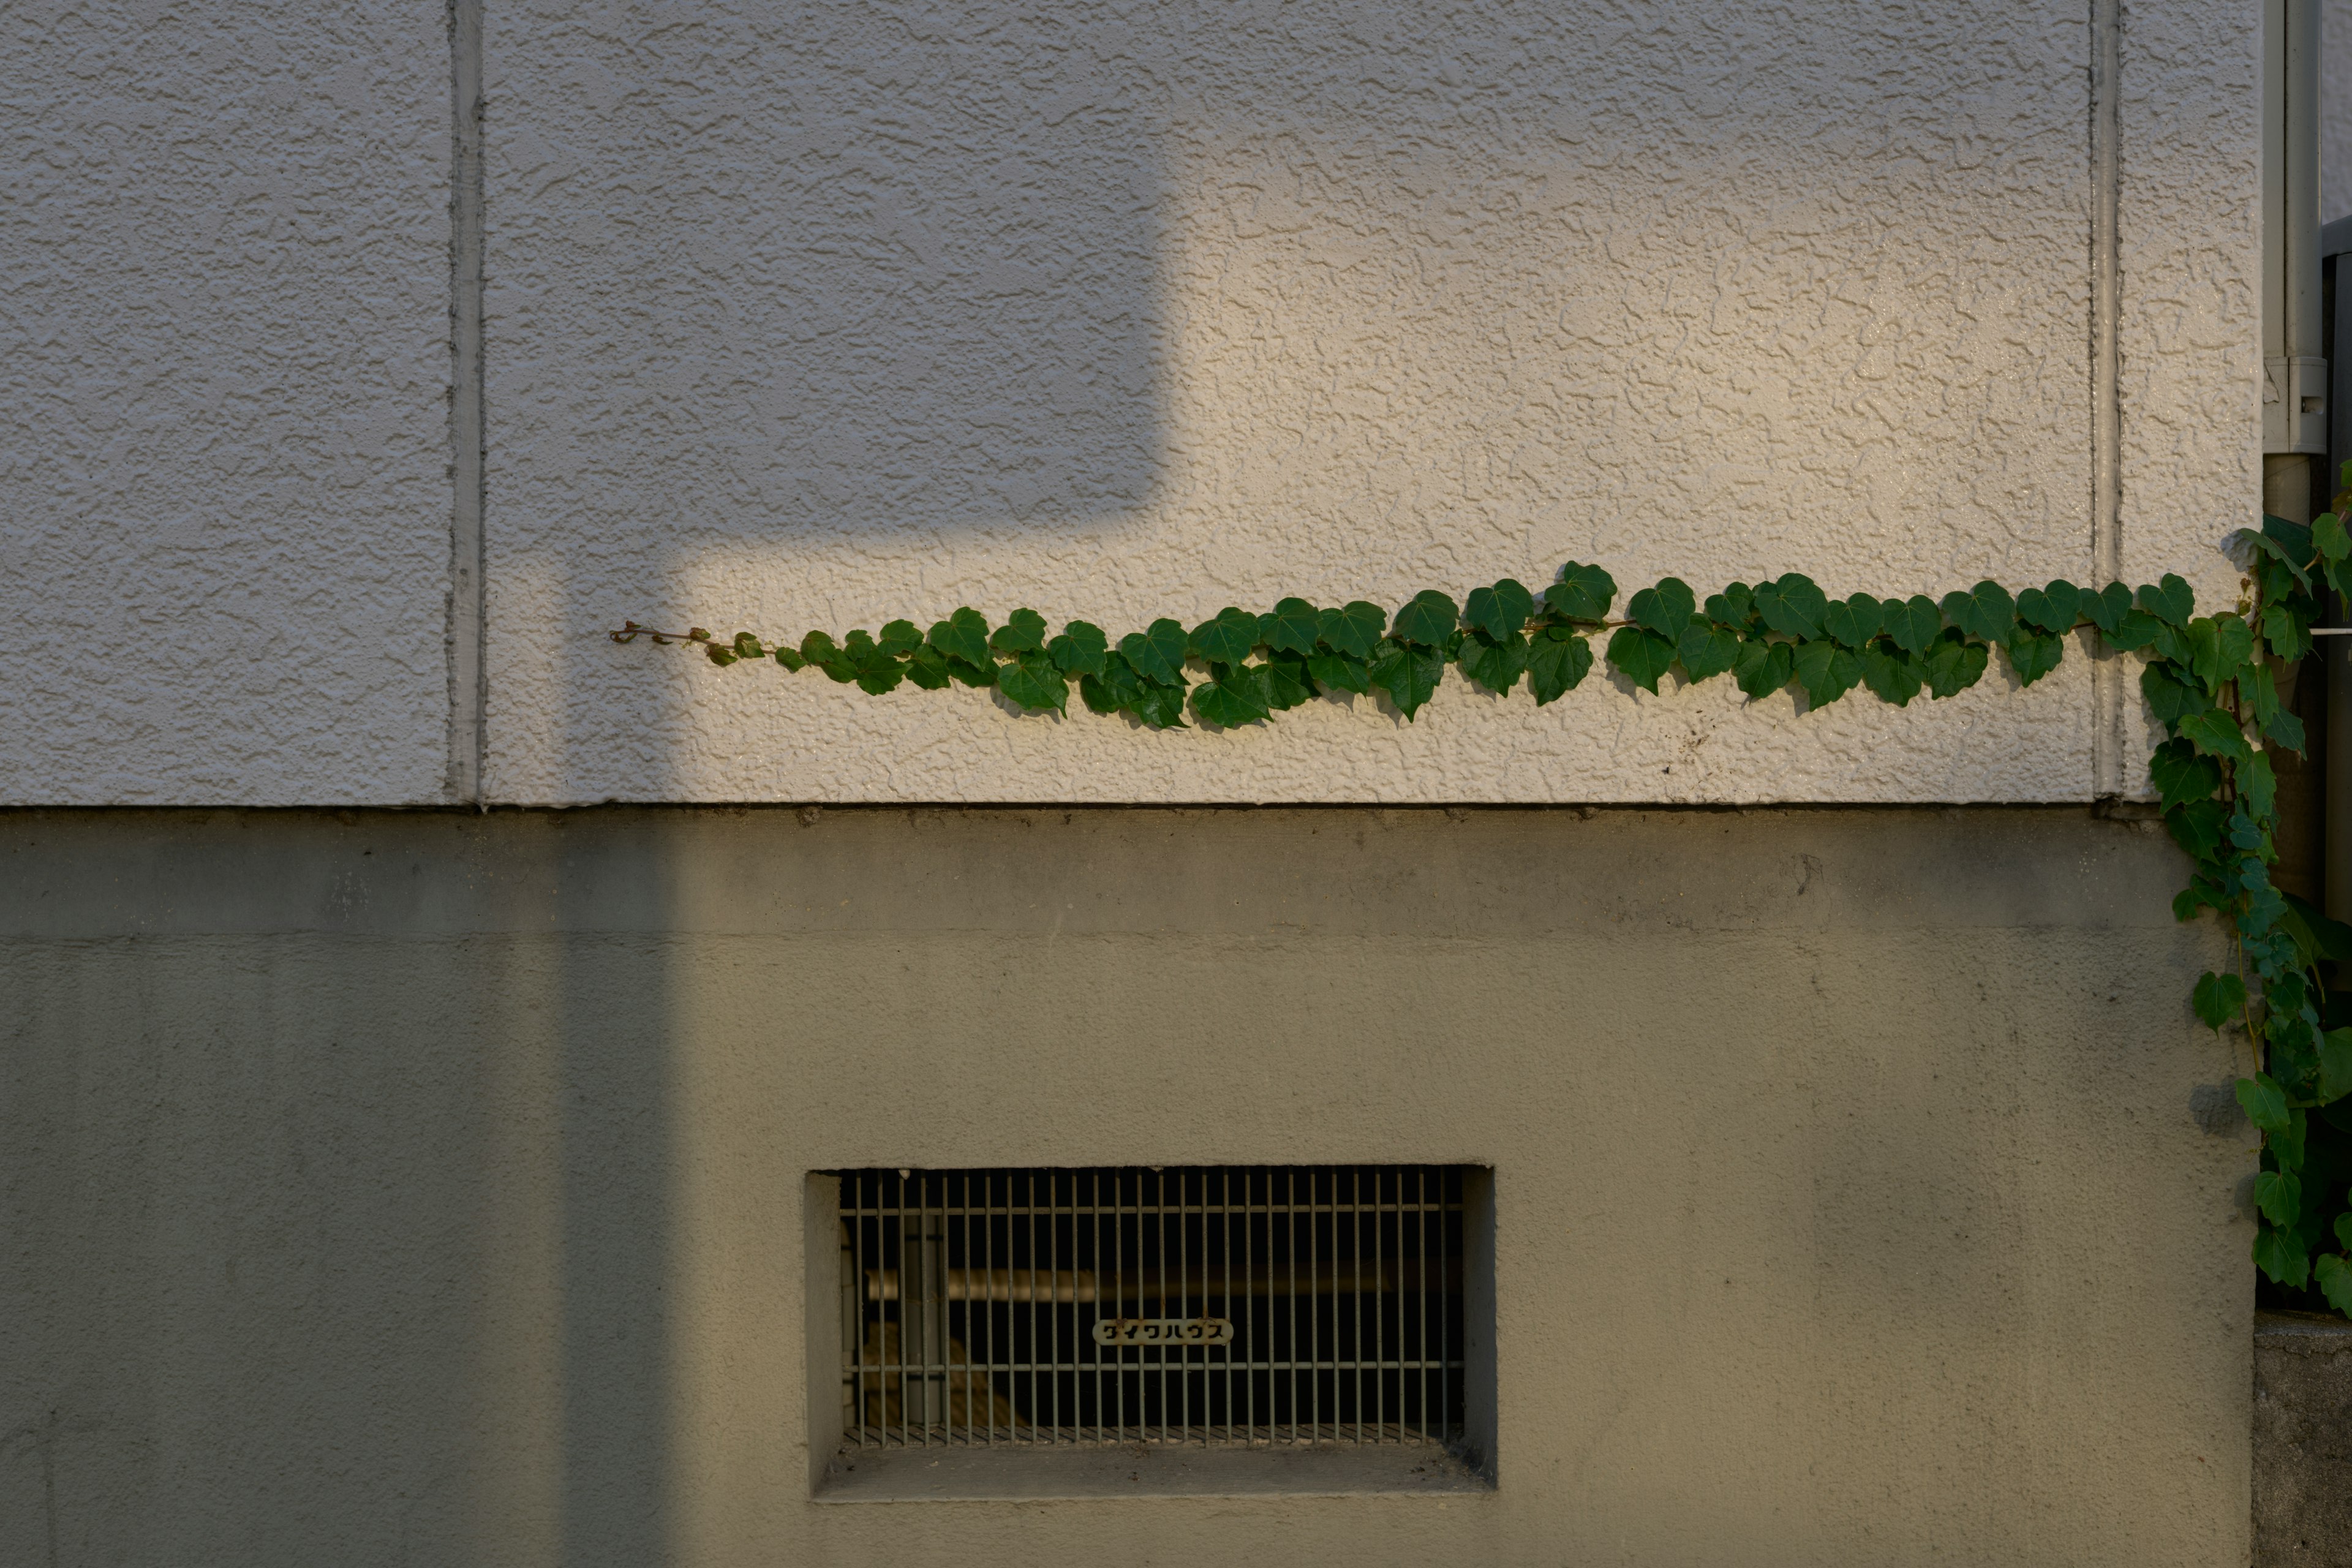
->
[0,806,2249,1564]
[2326,0,2352,224]
[481,0,2253,806]
[0,0,454,804]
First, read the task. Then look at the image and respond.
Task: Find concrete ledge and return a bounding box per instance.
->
[816,1439,1492,1502]
[2255,1311,2352,1566]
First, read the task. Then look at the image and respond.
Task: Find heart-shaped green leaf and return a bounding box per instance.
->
[1460,629,1529,693]
[1131,679,1188,729]
[1370,641,1446,718]
[2005,627,2064,687]
[1677,619,1740,682]
[1190,606,1261,664]
[1261,598,1323,655]
[2317,1254,2352,1316]
[876,619,924,657]
[1390,590,1461,647]
[1859,644,1923,706]
[801,629,840,665]
[1752,574,1827,640]
[992,607,1049,654]
[2165,799,2227,860]
[2319,1028,2352,1102]
[2263,600,2312,661]
[928,607,992,668]
[2255,1223,2312,1289]
[1941,580,2016,642]
[2239,1074,2292,1134]
[2024,579,2083,631]
[1526,628,1594,704]
[997,650,1068,712]
[2149,739,2222,808]
[2192,970,2246,1031]
[2179,710,2253,766]
[2136,573,2194,627]
[2256,1170,2303,1228]
[1880,595,1942,656]
[1263,653,1315,710]
[773,643,809,672]
[1545,562,1618,622]
[947,655,993,687]
[1191,662,1272,726]
[1821,592,1883,649]
[2140,663,2209,728]
[1317,601,1388,660]
[1792,640,1861,708]
[1306,649,1371,695]
[1080,651,1144,715]
[1732,636,1794,700]
[1606,627,1677,693]
[2316,511,2351,563]
[1464,578,1537,641]
[1121,619,1190,686]
[1921,630,1989,698]
[1704,582,1755,628]
[1047,620,1109,676]
[2082,581,2133,634]
[1627,578,1697,638]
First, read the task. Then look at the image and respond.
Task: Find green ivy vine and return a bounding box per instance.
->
[617,500,2352,1316]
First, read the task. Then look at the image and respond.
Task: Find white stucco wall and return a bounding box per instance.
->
[0,1,2261,805]
[0,0,454,805]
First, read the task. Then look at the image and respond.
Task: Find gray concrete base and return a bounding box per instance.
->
[817,1437,1491,1501]
[2256,1311,2352,1566]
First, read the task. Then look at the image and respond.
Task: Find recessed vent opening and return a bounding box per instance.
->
[836,1166,1469,1451]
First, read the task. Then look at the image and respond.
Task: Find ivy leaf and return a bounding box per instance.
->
[2263,600,2312,661]
[773,644,809,672]
[2258,698,2304,755]
[2136,573,2195,627]
[1921,630,1989,699]
[2027,579,2083,631]
[1262,597,1323,656]
[2239,1074,2293,1135]
[1732,636,1794,700]
[945,654,998,688]
[1821,592,1883,649]
[706,645,739,667]
[2257,1169,2304,1228]
[1190,606,1262,665]
[1881,595,1943,657]
[2255,1223,2313,1290]
[992,608,1049,655]
[2082,581,2135,635]
[2173,878,2228,921]
[2318,1027,2352,1104]
[2192,970,2247,1031]
[2102,608,2165,653]
[2280,893,2352,969]
[801,629,840,666]
[928,607,992,668]
[1676,619,1741,682]
[876,619,924,657]
[1525,628,1594,704]
[1627,578,1698,638]
[2141,663,2210,727]
[854,652,907,696]
[2165,799,2228,860]
[1370,641,1446,718]
[1752,574,1827,640]
[1859,644,1923,707]
[997,650,1068,713]
[1191,663,1271,727]
[1080,651,1144,715]
[1047,620,1110,677]
[1317,601,1388,660]
[2342,1215,2352,1254]
[2315,510,2351,563]
[1545,562,1618,622]
[1131,679,1188,729]
[2186,615,2255,689]
[1121,619,1190,686]
[1306,649,1371,695]
[2241,750,2278,820]
[2318,1254,2352,1317]
[1464,578,1537,641]
[1941,581,2016,643]
[903,644,949,688]
[1703,582,1755,628]
[1459,629,1529,693]
[1390,590,1461,647]
[2004,627,2064,687]
[2148,738,2223,809]
[1264,653,1316,710]
[2265,511,2318,562]
[1792,640,1862,708]
[2179,710,2253,766]
[1606,627,1678,693]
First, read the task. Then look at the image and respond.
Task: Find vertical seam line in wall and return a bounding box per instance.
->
[448,0,488,806]
[2090,0,2126,796]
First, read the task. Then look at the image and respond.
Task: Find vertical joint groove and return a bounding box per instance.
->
[448,0,487,805]
[2090,0,2125,797]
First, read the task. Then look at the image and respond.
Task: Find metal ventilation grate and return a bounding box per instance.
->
[837,1166,1466,1450]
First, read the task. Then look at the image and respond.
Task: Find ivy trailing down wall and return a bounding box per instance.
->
[618,502,2352,1318]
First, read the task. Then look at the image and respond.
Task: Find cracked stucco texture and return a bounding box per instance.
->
[0,0,452,804]
[483,0,2255,805]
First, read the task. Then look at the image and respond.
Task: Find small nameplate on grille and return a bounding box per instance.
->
[1091,1317,1235,1346]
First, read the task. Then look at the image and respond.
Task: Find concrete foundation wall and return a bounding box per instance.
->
[1,805,2249,1565]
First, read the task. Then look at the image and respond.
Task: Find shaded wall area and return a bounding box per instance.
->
[0,805,2247,1566]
